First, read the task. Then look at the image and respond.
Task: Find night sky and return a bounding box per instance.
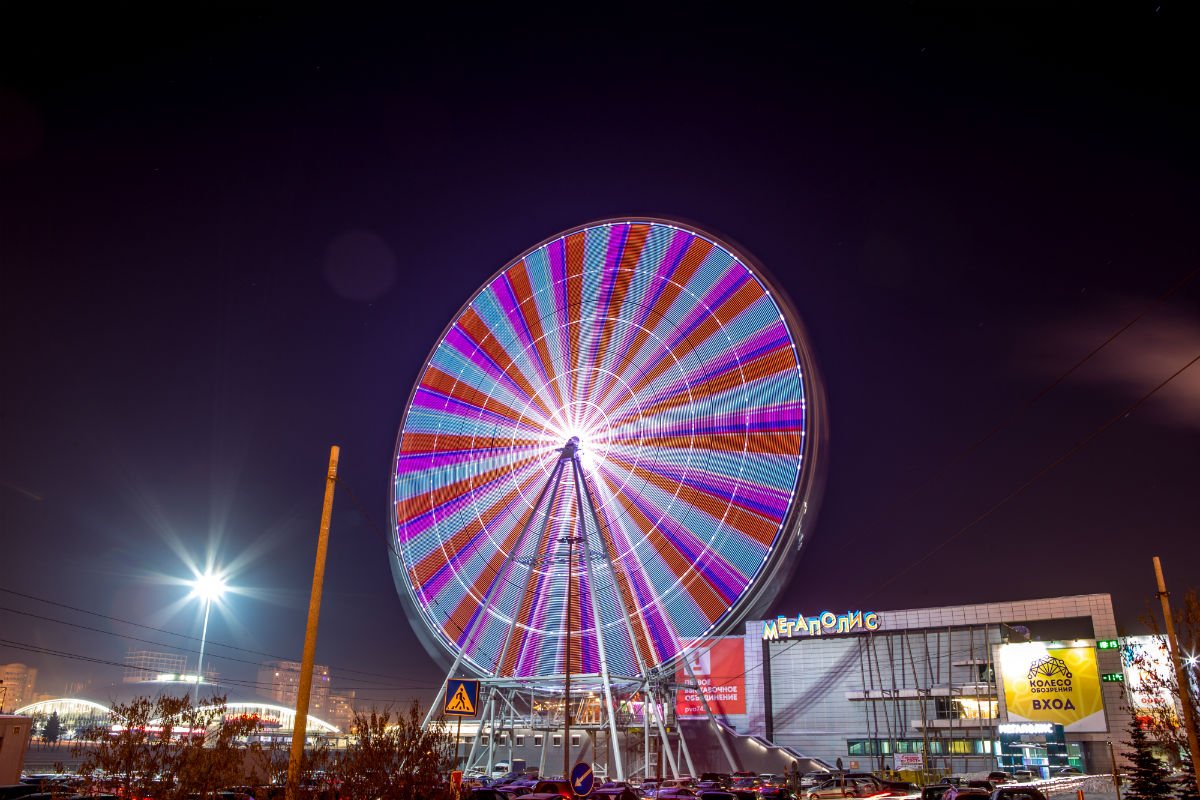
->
[2,5,1198,711]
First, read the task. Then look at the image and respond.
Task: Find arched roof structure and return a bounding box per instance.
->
[14,698,110,718]
[191,701,340,733]
[13,698,339,734]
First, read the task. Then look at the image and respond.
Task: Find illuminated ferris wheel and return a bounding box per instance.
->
[389,218,825,774]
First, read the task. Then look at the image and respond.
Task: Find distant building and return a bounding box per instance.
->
[124,650,189,683]
[257,660,331,717]
[326,691,357,732]
[123,650,217,685]
[0,663,38,711]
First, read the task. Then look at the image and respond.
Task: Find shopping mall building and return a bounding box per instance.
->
[693,593,1133,776]
[439,592,1142,779]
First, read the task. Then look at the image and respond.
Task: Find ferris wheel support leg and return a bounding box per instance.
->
[579,466,664,781]
[424,646,468,729]
[647,679,680,778]
[570,458,625,781]
[495,460,567,676]
[682,650,739,772]
[579,469,659,680]
[644,687,651,779]
[464,686,493,772]
[485,690,500,776]
[538,716,549,778]
[677,718,697,778]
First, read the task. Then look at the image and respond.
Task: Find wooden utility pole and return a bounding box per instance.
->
[287,446,340,800]
[1153,556,1200,794]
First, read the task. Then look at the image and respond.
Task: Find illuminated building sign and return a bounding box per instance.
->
[1097,639,1119,650]
[1101,672,1125,682]
[763,610,880,640]
[999,722,1055,735]
[998,643,1106,732]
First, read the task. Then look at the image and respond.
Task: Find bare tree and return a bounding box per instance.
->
[334,702,455,800]
[76,694,264,800]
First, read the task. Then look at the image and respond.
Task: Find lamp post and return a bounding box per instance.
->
[190,571,227,685]
[560,532,581,780]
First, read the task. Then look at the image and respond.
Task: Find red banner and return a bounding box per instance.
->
[675,638,746,718]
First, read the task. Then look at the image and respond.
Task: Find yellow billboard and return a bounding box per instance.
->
[998,643,1106,732]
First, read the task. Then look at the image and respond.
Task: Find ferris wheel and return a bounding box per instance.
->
[390,218,825,693]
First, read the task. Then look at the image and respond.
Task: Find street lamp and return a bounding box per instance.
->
[190,571,227,685]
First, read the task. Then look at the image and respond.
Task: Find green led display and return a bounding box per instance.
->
[1101,672,1125,682]
[1097,639,1120,650]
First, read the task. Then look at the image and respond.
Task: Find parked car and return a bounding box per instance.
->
[1050,768,1082,778]
[667,780,699,790]
[758,788,794,800]
[807,778,880,800]
[800,774,831,790]
[990,789,1047,800]
[986,774,1012,786]
[940,789,989,800]
[1009,772,1034,783]
[533,782,575,800]
[470,789,519,800]
[0,787,44,800]
[698,791,738,800]
[594,786,642,800]
[920,785,953,800]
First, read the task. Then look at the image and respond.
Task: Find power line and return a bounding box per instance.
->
[855,265,1198,549]
[0,585,422,685]
[0,605,431,691]
[864,348,1200,600]
[0,637,438,702]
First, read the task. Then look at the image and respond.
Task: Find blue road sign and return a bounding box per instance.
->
[571,762,594,797]
[443,678,480,717]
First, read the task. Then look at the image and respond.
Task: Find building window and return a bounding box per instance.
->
[552,735,562,747]
[847,740,874,756]
[516,735,525,746]
[481,735,489,746]
[498,734,507,745]
[535,735,543,746]
[571,734,580,746]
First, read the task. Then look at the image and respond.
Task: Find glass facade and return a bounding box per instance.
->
[745,594,1129,775]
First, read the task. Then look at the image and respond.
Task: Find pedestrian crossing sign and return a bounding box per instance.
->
[444,678,480,717]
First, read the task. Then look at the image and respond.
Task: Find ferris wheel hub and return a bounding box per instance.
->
[558,436,582,460]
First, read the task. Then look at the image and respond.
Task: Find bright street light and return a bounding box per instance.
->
[189,570,227,685]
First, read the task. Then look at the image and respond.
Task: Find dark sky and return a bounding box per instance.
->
[2,5,1198,711]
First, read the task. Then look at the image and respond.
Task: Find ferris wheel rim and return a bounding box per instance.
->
[389,216,827,683]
